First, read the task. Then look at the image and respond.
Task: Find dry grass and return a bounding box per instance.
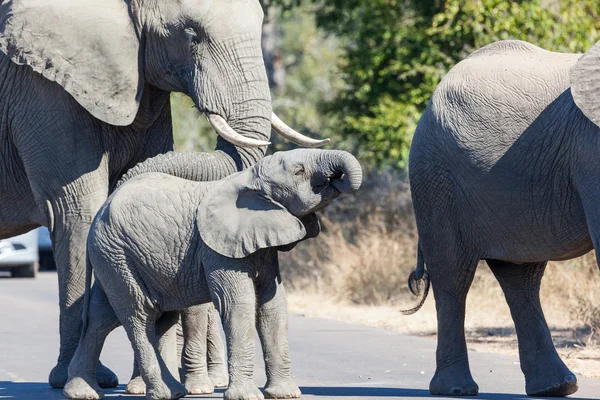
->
[280,169,600,377]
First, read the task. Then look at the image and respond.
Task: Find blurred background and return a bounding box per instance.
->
[3,0,600,377]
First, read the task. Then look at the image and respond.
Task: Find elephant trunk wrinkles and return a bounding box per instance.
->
[324,151,363,194]
[116,145,265,188]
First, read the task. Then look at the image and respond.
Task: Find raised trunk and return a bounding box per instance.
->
[322,151,363,194]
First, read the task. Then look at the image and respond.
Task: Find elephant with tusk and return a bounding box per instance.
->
[0,0,326,390]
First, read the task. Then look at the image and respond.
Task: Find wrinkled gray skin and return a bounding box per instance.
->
[409,39,600,397]
[64,149,363,400]
[125,303,228,396]
[0,0,284,389]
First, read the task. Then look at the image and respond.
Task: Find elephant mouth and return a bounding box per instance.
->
[312,171,343,194]
[329,171,345,193]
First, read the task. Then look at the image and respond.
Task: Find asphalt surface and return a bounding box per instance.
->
[0,272,599,400]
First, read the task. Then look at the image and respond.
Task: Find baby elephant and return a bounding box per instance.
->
[64,149,362,400]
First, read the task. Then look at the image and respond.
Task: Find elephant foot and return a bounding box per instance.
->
[147,379,187,400]
[96,362,119,388]
[263,377,301,399]
[49,361,69,388]
[63,376,104,400]
[208,364,229,388]
[225,381,265,400]
[184,372,214,394]
[525,361,578,397]
[430,366,479,396]
[126,376,146,394]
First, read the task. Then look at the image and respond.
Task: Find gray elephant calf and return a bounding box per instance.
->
[64,149,362,400]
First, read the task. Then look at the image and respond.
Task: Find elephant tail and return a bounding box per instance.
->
[81,252,93,338]
[401,244,430,315]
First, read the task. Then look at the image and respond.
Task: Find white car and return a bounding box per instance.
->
[0,229,39,278]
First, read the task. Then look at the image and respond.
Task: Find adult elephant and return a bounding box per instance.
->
[0,0,324,389]
[408,39,600,397]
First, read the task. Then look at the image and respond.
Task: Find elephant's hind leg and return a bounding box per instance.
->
[63,284,120,400]
[125,311,182,396]
[427,250,479,396]
[487,260,577,396]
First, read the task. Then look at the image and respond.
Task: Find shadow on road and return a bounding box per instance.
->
[0,382,229,399]
[300,386,598,399]
[1,382,598,400]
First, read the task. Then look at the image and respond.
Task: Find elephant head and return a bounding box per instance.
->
[198,149,363,258]
[0,0,325,173]
[571,40,600,127]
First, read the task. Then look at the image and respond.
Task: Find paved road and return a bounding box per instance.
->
[0,272,599,400]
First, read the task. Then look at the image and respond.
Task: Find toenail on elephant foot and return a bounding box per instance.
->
[263,378,302,399]
[63,376,104,400]
[147,380,187,400]
[430,372,479,396]
[527,374,578,397]
[126,376,146,395]
[96,363,118,388]
[225,382,265,400]
[184,373,214,394]
[208,366,229,388]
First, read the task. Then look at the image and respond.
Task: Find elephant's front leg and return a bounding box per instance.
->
[206,262,264,400]
[206,305,228,387]
[180,303,215,394]
[487,260,577,396]
[255,253,300,399]
[45,191,118,389]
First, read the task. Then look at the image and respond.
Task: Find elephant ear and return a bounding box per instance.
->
[571,41,600,127]
[198,171,307,259]
[0,0,143,126]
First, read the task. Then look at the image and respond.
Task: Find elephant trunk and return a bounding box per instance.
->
[322,151,363,194]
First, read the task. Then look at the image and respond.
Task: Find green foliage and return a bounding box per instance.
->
[310,0,600,169]
[269,6,348,152]
[171,93,216,152]
[175,0,600,169]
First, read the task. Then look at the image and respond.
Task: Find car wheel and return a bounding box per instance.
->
[11,262,38,278]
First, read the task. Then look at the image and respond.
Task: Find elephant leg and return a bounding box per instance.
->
[255,253,300,399]
[46,191,117,389]
[487,260,577,396]
[125,311,181,396]
[180,304,214,395]
[428,252,479,396]
[63,283,121,400]
[156,311,181,380]
[126,357,145,395]
[206,305,228,388]
[206,263,264,400]
[120,309,186,400]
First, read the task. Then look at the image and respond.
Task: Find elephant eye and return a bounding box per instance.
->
[294,165,305,176]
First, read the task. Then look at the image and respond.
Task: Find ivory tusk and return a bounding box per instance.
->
[206,114,271,148]
[271,112,330,148]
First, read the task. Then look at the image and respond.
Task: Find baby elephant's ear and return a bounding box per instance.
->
[571,41,600,127]
[198,172,307,259]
